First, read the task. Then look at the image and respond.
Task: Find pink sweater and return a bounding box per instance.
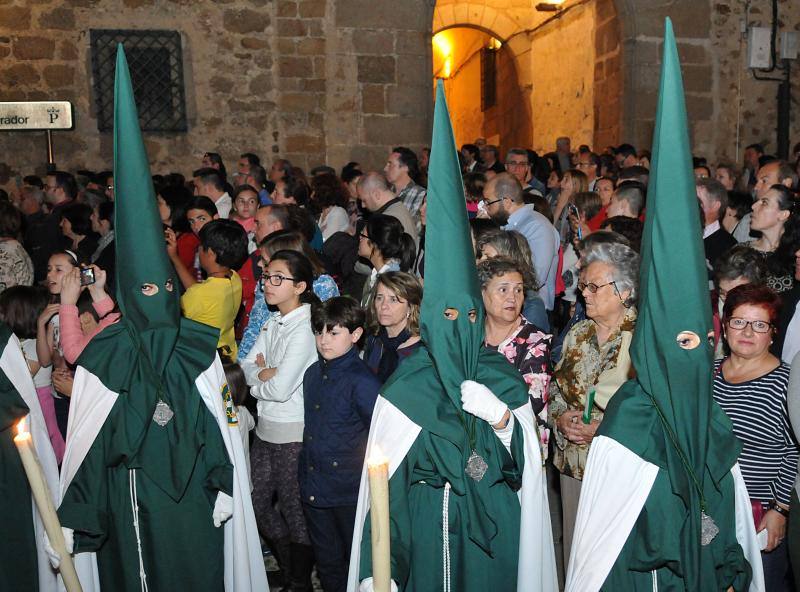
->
[59,297,121,365]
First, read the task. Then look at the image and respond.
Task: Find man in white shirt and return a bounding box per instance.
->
[194,167,232,218]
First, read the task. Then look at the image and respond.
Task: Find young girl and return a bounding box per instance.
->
[36,250,81,440]
[241,250,318,591]
[231,185,259,244]
[0,285,65,463]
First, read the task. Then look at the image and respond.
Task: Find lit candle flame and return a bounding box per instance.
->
[367,444,388,467]
[17,416,28,436]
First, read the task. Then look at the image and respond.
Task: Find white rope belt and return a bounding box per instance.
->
[442,482,451,592]
[129,469,149,592]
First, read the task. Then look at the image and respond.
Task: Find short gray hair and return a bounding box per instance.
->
[581,242,640,306]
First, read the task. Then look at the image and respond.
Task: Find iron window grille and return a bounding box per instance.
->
[90,29,188,132]
[481,47,497,111]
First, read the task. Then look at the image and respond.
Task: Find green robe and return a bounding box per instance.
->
[357,346,537,591]
[58,321,234,592]
[0,361,36,592]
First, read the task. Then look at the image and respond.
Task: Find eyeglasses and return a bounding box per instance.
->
[726,317,773,333]
[359,233,370,241]
[484,197,504,207]
[264,274,297,286]
[578,280,618,294]
[505,161,528,168]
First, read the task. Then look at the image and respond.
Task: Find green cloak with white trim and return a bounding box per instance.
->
[347,81,557,592]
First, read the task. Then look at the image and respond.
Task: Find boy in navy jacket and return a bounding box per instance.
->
[299,297,381,592]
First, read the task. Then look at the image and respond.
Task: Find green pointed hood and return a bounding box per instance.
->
[598,18,746,588]
[113,44,180,375]
[418,80,484,397]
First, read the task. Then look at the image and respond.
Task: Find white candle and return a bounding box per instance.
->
[14,417,83,592]
[367,446,391,592]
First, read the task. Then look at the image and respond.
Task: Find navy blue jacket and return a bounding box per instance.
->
[298,347,381,507]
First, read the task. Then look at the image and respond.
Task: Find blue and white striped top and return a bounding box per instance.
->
[713,360,799,506]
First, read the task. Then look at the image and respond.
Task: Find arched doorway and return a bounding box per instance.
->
[432,26,532,153]
[432,0,621,154]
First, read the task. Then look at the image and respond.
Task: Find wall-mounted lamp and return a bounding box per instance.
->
[535,0,564,12]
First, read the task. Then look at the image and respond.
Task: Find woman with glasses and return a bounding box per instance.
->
[713,283,797,590]
[358,214,416,308]
[363,271,422,383]
[548,241,639,568]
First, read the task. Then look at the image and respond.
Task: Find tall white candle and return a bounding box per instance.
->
[14,417,83,592]
[367,446,390,592]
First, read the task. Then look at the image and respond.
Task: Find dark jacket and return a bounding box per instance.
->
[703,227,736,269]
[298,347,381,507]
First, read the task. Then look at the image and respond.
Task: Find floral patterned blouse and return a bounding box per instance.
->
[548,307,636,480]
[0,239,33,293]
[484,316,552,460]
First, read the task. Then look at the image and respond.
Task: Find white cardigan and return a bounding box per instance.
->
[241,303,317,444]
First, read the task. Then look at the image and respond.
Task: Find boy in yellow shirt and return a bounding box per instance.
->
[168,218,249,358]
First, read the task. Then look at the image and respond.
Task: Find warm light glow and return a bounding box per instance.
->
[367,444,389,467]
[17,417,27,436]
[488,37,502,50]
[433,31,454,79]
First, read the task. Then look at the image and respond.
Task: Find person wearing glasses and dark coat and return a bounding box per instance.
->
[547,240,640,569]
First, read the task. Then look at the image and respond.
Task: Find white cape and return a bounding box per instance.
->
[3,334,62,592]
[346,396,558,591]
[59,355,268,592]
[565,435,765,591]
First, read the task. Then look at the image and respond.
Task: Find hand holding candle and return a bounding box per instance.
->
[14,417,83,592]
[367,445,390,592]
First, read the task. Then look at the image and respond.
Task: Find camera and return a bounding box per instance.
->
[80,267,96,287]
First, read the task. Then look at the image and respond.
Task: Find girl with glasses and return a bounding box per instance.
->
[713,283,797,590]
[241,249,319,591]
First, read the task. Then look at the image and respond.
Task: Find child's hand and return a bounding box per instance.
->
[52,368,74,398]
[164,228,178,258]
[60,269,83,306]
[255,353,266,368]
[37,304,60,329]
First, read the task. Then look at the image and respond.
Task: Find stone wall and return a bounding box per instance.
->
[0,0,435,183]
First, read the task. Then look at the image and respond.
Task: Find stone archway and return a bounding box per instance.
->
[430,0,714,156]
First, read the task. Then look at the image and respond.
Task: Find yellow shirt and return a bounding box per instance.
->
[181,272,242,359]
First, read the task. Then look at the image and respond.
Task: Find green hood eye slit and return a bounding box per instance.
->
[676,331,701,350]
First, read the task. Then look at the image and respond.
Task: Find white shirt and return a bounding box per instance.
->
[241,304,316,444]
[703,219,720,239]
[215,192,233,219]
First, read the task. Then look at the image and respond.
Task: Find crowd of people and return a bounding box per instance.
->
[3,134,800,591]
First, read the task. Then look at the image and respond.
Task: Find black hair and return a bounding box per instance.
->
[159,184,194,233]
[391,147,421,184]
[186,195,219,217]
[76,291,100,322]
[600,216,644,252]
[285,205,317,244]
[460,144,481,162]
[199,219,249,269]
[341,162,362,183]
[165,172,186,188]
[0,285,49,338]
[726,190,752,221]
[222,361,249,406]
[283,176,310,207]
[61,203,95,236]
[97,201,114,229]
[0,200,22,237]
[232,184,259,201]
[201,152,227,180]
[745,143,764,154]
[311,296,365,333]
[240,153,260,167]
[23,175,43,189]
[365,214,416,271]
[615,143,637,159]
[193,167,226,191]
[268,249,319,305]
[771,184,800,272]
[49,171,78,200]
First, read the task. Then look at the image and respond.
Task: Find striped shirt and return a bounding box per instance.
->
[713,360,798,506]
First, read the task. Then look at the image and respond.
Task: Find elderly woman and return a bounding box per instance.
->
[478,256,552,457]
[363,271,422,383]
[475,227,549,331]
[0,201,33,293]
[548,240,639,566]
[713,284,797,590]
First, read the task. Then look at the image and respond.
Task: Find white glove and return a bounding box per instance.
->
[212,492,234,527]
[460,380,508,426]
[43,527,74,569]
[359,577,399,592]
